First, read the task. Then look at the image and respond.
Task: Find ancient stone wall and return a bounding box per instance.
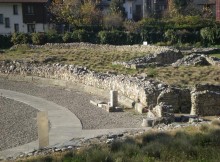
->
[113,49,183,68]
[157,88,191,113]
[191,84,220,116]
[0,59,219,116]
[0,61,167,107]
[172,54,220,67]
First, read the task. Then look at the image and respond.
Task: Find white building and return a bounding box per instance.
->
[0,0,52,35]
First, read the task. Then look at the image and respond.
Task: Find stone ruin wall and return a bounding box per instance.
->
[0,61,166,107]
[157,88,191,114]
[1,43,219,115]
[191,85,220,116]
[0,60,219,116]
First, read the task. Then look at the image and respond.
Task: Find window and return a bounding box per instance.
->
[0,14,3,24]
[14,24,19,32]
[13,5,18,15]
[27,24,35,33]
[27,5,34,14]
[5,18,10,28]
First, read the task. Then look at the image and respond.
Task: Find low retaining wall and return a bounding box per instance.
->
[0,61,166,107]
[1,60,219,116]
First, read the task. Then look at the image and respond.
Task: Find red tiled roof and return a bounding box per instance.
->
[0,0,48,2]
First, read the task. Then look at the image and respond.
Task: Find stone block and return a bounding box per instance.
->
[115,106,123,112]
[100,103,109,109]
[135,103,145,114]
[37,111,49,149]
[110,90,118,107]
[90,100,106,106]
[153,102,173,117]
[141,118,154,127]
[106,106,116,112]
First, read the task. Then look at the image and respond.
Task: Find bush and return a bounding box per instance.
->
[164,29,177,44]
[200,26,220,45]
[71,30,97,43]
[0,35,12,48]
[46,30,62,43]
[126,32,141,45]
[85,147,112,162]
[11,33,31,45]
[103,13,123,30]
[98,30,127,45]
[31,33,47,45]
[62,32,74,43]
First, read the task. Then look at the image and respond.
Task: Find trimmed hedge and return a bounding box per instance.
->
[3,17,220,47]
[32,33,47,45]
[98,30,127,45]
[0,35,12,49]
[11,33,31,45]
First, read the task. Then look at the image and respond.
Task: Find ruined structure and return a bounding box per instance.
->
[1,59,219,117]
[0,44,219,117]
[113,49,183,68]
[191,84,220,116]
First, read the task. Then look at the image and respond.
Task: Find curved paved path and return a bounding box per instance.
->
[0,89,149,159]
[0,89,82,159]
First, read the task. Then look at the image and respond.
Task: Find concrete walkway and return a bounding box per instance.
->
[0,89,82,159]
[0,89,149,159]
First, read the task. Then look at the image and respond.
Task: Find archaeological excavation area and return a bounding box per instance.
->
[0,43,220,159]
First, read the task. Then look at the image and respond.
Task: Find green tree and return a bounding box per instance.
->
[49,0,102,26]
[200,26,220,45]
[168,0,190,17]
[109,0,126,18]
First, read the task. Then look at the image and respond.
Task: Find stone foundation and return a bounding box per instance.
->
[157,88,191,113]
[0,60,166,107]
[113,49,183,68]
[0,60,219,116]
[191,84,220,116]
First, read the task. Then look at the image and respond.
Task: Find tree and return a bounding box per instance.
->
[168,0,190,17]
[102,0,125,29]
[109,0,126,18]
[81,0,103,26]
[103,13,123,29]
[200,26,220,45]
[49,0,102,26]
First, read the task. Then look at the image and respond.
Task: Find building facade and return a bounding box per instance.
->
[216,0,220,21]
[0,0,52,35]
[192,0,216,17]
[123,0,167,21]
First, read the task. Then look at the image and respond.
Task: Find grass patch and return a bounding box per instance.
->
[209,54,220,58]
[21,122,220,162]
[153,66,220,87]
[1,45,220,87]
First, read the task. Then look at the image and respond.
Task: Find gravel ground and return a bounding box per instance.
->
[0,77,145,130]
[0,77,145,151]
[0,96,38,151]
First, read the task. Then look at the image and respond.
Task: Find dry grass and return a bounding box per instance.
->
[1,45,220,87]
[153,66,220,87]
[210,54,220,58]
[18,121,220,162]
